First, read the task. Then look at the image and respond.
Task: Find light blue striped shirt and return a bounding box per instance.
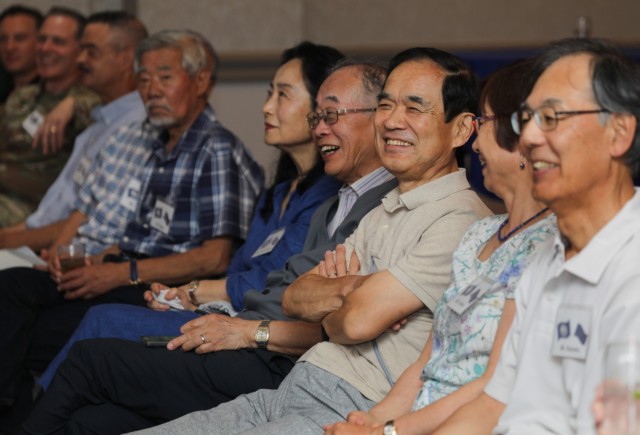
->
[327,166,395,236]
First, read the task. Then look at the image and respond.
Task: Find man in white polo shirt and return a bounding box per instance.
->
[434,37,640,435]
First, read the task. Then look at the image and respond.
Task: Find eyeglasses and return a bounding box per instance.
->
[472,115,498,132]
[306,107,376,129]
[510,105,610,135]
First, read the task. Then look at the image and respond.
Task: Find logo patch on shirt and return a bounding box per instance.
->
[551,305,591,360]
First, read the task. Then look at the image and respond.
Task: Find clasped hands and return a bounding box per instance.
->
[43,247,126,300]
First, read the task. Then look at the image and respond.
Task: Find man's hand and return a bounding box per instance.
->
[57,262,128,299]
[31,96,74,155]
[167,313,254,354]
[144,282,196,311]
[318,244,360,278]
[323,420,381,435]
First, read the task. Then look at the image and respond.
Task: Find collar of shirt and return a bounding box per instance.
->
[147,104,218,160]
[561,188,640,285]
[92,91,141,124]
[382,168,471,212]
[349,166,395,197]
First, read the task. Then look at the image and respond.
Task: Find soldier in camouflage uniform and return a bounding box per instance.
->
[0,7,99,227]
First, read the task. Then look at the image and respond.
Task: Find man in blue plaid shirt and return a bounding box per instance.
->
[0,30,263,430]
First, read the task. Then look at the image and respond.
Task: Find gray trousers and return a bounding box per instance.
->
[129,362,376,435]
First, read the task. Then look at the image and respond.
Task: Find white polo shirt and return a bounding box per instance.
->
[486,189,640,435]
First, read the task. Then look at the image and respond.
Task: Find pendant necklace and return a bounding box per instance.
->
[497,207,549,242]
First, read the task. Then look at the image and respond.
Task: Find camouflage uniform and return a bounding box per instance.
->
[0,83,99,227]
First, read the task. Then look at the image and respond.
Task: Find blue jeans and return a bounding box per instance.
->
[39,304,199,389]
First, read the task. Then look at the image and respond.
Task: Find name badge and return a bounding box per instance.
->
[551,305,591,360]
[22,110,44,137]
[119,178,142,212]
[448,275,497,315]
[150,198,175,235]
[252,228,285,258]
[72,157,92,185]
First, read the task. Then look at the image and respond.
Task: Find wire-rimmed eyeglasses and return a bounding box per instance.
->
[472,115,498,132]
[510,105,610,135]
[306,107,376,129]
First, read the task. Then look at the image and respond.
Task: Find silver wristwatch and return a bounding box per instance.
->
[254,320,271,349]
[383,420,397,435]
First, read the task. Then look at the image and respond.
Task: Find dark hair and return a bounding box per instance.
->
[0,5,43,28]
[280,41,344,111]
[480,59,534,152]
[260,42,344,221]
[387,47,479,122]
[86,10,147,50]
[527,37,640,176]
[45,6,85,39]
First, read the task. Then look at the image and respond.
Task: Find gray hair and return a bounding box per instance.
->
[529,38,640,176]
[328,59,386,105]
[134,29,218,85]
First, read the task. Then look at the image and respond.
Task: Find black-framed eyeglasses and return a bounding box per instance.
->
[306,107,376,129]
[510,105,610,135]
[472,115,498,132]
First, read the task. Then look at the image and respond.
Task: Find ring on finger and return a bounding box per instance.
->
[50,126,57,134]
[200,334,206,344]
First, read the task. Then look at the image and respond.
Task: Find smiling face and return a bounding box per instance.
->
[472,104,520,197]
[262,59,313,149]
[36,15,81,84]
[137,46,209,131]
[375,60,466,190]
[0,14,38,77]
[312,66,380,184]
[77,23,123,99]
[520,54,612,207]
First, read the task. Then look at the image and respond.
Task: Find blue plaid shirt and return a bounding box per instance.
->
[119,105,264,257]
[73,122,155,255]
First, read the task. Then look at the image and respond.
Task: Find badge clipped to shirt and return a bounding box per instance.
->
[551,305,592,360]
[150,197,175,235]
[119,178,142,212]
[72,157,92,185]
[22,110,44,138]
[448,275,498,315]
[252,228,285,258]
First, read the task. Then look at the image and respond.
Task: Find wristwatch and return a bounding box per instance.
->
[383,420,397,435]
[186,280,200,306]
[129,259,141,285]
[254,320,271,349]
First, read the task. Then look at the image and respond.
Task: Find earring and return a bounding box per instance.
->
[519,154,526,170]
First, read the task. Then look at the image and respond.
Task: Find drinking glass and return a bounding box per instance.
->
[56,243,86,273]
[601,340,640,435]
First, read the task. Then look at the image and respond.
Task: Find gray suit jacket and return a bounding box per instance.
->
[239,177,398,321]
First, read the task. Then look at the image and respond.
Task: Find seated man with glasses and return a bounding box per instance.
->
[434,37,640,435]
[126,48,491,434]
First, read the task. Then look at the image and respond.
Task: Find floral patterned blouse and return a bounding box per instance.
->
[412,213,557,410]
